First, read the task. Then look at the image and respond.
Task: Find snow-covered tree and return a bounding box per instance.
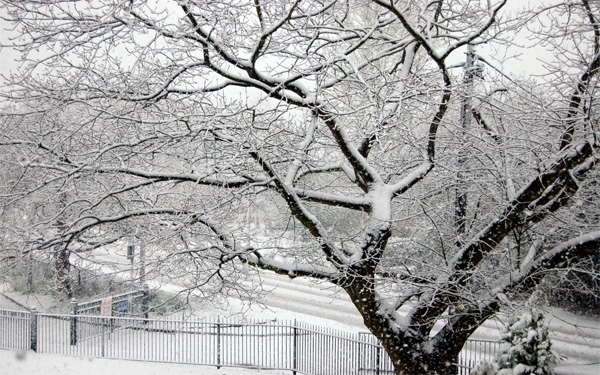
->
[1,1,599,374]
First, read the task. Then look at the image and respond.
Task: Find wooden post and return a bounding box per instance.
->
[127,244,134,281]
[454,44,476,250]
[139,242,146,285]
[27,250,33,293]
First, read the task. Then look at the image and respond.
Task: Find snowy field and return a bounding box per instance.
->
[0,349,289,375]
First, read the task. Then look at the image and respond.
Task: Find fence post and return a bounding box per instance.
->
[376,342,381,375]
[27,250,33,293]
[101,317,105,357]
[70,298,78,345]
[448,358,458,375]
[293,319,298,375]
[30,307,37,352]
[357,338,362,375]
[216,318,221,369]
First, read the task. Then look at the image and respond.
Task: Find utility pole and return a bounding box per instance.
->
[139,242,145,285]
[127,239,135,281]
[127,233,145,285]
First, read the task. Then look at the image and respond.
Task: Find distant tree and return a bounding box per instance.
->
[1,1,599,374]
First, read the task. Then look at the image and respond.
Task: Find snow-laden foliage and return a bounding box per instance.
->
[496,306,557,375]
[471,361,499,375]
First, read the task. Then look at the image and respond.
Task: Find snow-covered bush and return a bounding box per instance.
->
[495,305,557,375]
[471,360,498,375]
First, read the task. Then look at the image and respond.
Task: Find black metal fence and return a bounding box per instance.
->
[0,309,31,351]
[0,307,500,375]
[458,339,501,375]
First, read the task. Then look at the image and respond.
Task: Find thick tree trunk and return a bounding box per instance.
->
[345,275,461,375]
[53,191,72,298]
[342,242,467,375]
[454,45,476,250]
[54,246,73,298]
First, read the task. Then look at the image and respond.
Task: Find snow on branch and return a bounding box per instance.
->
[293,189,370,211]
[249,149,350,268]
[390,161,433,196]
[317,111,384,191]
[240,250,340,282]
[449,141,595,275]
[91,167,259,188]
[406,140,597,336]
[428,230,600,353]
[473,230,600,318]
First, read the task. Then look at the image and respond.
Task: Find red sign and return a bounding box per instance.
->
[101,297,112,317]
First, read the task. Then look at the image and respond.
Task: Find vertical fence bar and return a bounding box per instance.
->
[101,317,105,357]
[70,299,78,346]
[29,307,37,352]
[293,319,298,375]
[376,341,381,375]
[355,332,360,375]
[216,318,221,369]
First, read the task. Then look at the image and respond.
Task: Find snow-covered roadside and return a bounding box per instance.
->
[0,349,290,375]
[554,363,600,375]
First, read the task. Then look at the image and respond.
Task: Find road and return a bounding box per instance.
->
[238,270,600,367]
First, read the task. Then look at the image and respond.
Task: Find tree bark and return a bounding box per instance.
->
[54,245,73,298]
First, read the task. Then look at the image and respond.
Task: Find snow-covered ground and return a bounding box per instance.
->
[1,345,598,375]
[0,349,289,375]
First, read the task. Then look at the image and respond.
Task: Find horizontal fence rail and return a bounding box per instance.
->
[0,307,500,375]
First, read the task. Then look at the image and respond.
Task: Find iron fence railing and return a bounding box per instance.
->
[0,308,31,351]
[0,307,500,375]
[458,339,502,374]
